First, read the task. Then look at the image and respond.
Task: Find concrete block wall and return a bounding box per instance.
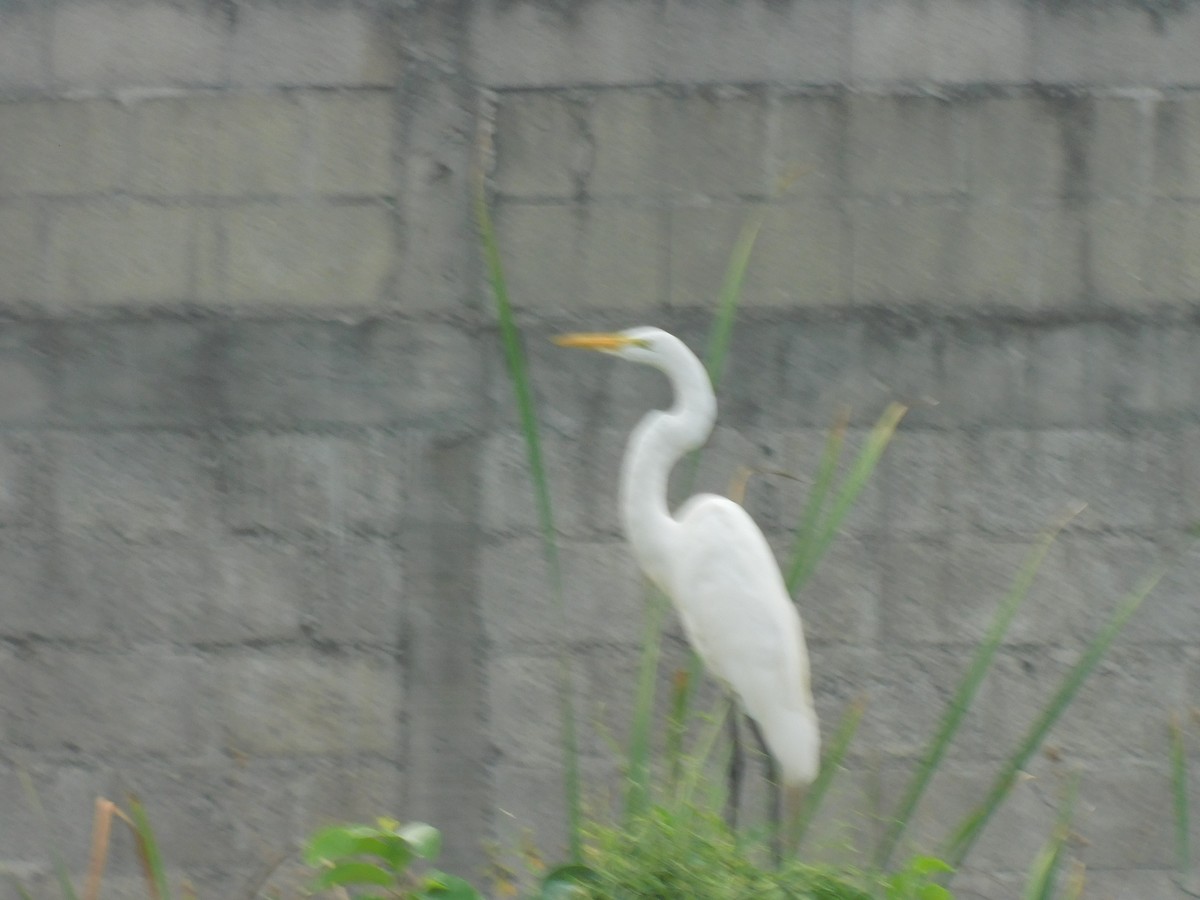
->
[1,2,1199,898]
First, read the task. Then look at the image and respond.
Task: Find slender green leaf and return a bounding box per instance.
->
[6,875,36,900]
[1021,778,1078,900]
[793,695,867,849]
[312,861,394,890]
[624,587,671,820]
[785,410,848,594]
[399,822,442,861]
[126,796,171,900]
[875,506,1082,869]
[945,559,1174,867]
[1172,715,1191,878]
[18,771,80,900]
[790,403,907,595]
[474,159,581,862]
[665,666,693,792]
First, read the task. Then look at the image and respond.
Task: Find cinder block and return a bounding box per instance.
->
[215,322,481,426]
[46,201,193,308]
[467,0,660,88]
[862,316,941,423]
[0,438,36,529]
[1074,764,1179,869]
[851,0,1029,84]
[1088,199,1196,308]
[0,204,43,306]
[1031,205,1087,310]
[478,537,646,649]
[1030,2,1200,86]
[849,199,964,305]
[952,203,1037,309]
[881,430,969,537]
[660,88,770,197]
[789,536,881,644]
[495,203,666,311]
[773,93,848,196]
[0,6,49,89]
[0,325,55,425]
[587,89,663,196]
[294,758,404,833]
[939,323,1027,426]
[132,93,306,197]
[1085,324,1172,423]
[1000,645,1185,762]
[396,75,473,313]
[229,4,395,87]
[670,202,850,308]
[0,646,213,755]
[493,92,588,199]
[52,3,227,88]
[480,432,592,539]
[58,534,308,645]
[1091,95,1155,199]
[777,320,889,427]
[296,539,404,646]
[661,0,851,84]
[57,321,220,427]
[219,432,402,537]
[963,94,1077,201]
[1081,869,1189,900]
[882,533,1081,646]
[966,429,1171,534]
[308,91,394,196]
[490,761,570,869]
[216,651,401,756]
[847,95,963,197]
[0,759,99,863]
[1154,94,1200,199]
[218,203,393,308]
[0,538,59,639]
[871,650,995,760]
[1026,325,1097,427]
[53,432,216,543]
[486,653,569,766]
[0,100,128,196]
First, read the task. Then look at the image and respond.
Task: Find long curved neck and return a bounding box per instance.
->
[619,344,716,587]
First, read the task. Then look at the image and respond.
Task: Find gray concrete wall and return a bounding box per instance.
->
[0,1,1199,897]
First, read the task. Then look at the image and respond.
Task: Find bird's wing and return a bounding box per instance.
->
[667,493,813,716]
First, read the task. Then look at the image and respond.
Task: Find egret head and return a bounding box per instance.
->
[552,326,676,367]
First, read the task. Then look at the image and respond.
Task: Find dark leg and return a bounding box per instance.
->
[726,699,743,831]
[747,718,782,866]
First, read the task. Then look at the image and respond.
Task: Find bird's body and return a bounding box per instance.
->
[554,327,820,792]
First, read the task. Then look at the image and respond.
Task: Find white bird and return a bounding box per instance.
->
[553,326,820,833]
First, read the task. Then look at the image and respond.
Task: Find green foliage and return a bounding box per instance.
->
[305,819,483,900]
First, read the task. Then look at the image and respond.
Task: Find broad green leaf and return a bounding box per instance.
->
[540,863,599,899]
[421,871,483,899]
[399,822,442,861]
[312,861,394,890]
[909,856,953,876]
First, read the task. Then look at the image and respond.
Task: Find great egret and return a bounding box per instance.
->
[553,327,820,835]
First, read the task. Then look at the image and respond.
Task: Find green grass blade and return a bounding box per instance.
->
[7,876,36,900]
[790,403,906,595]
[1172,714,1191,879]
[875,506,1082,869]
[1021,777,1078,900]
[945,559,1172,868]
[665,665,694,793]
[785,411,848,594]
[703,211,764,389]
[18,771,80,900]
[624,588,671,820]
[473,164,582,862]
[793,695,867,849]
[126,796,171,900]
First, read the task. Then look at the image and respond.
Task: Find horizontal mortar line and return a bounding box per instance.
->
[0,192,398,205]
[0,634,405,655]
[0,84,400,103]
[483,79,1200,96]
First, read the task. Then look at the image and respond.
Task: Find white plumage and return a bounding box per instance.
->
[554,326,820,791]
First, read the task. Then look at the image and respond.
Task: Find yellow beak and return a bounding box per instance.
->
[552,332,638,351]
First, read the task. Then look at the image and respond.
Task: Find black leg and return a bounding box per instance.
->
[747,718,782,866]
[726,699,743,831]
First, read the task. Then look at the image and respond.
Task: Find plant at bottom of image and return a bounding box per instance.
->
[303,819,482,900]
